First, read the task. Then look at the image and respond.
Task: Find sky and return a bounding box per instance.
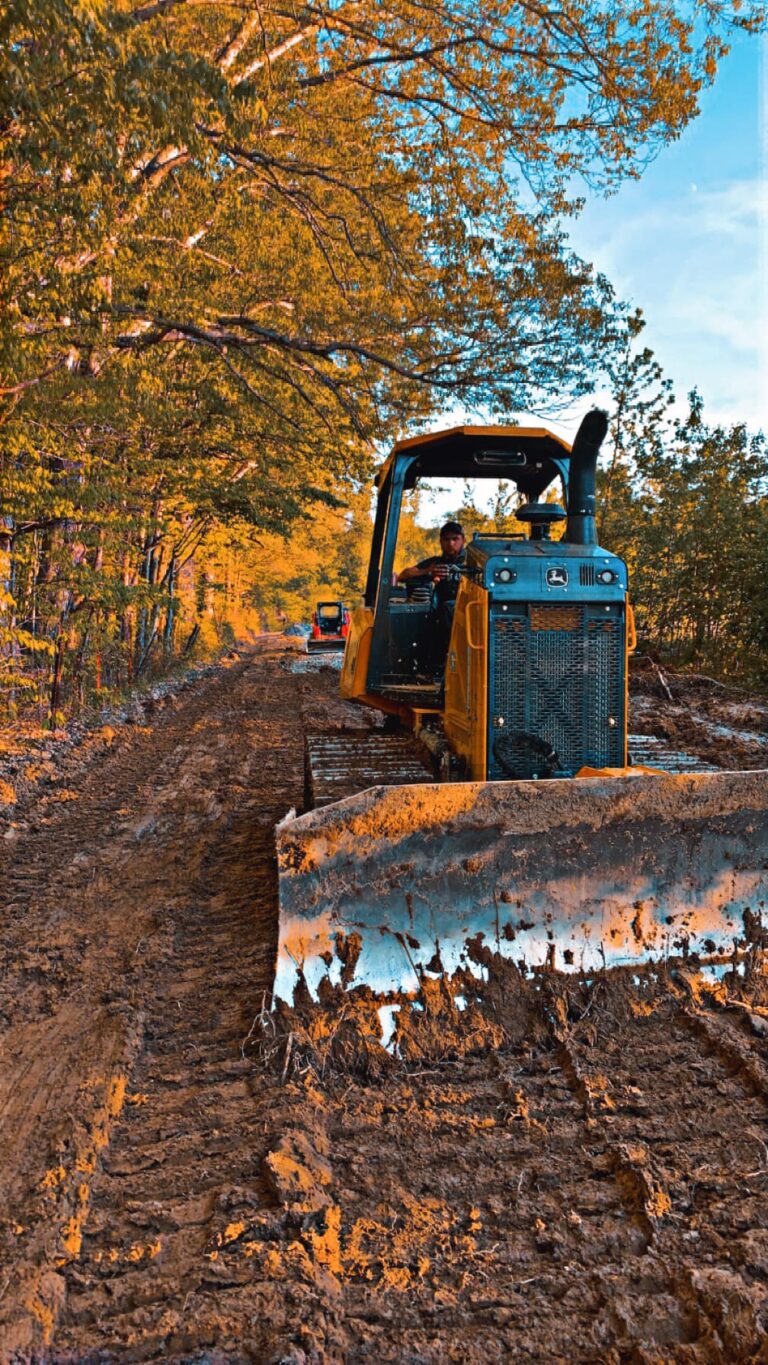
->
[560,27,767,439]
[417,28,767,526]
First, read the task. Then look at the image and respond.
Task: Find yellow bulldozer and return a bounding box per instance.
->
[275,411,768,1005]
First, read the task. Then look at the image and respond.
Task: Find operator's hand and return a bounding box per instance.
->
[431,564,450,581]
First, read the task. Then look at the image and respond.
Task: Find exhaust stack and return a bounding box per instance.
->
[565,408,608,546]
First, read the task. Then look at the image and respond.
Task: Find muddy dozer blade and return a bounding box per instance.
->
[306,637,345,653]
[274,770,768,1004]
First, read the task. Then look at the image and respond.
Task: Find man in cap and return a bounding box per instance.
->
[395,521,466,596]
[395,521,466,675]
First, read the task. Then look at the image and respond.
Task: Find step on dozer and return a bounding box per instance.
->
[275,413,768,1006]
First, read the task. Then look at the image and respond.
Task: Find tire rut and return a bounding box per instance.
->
[547,981,768,1360]
[0,653,304,1360]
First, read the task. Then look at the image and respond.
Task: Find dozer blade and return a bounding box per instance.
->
[306,637,345,653]
[274,770,768,1004]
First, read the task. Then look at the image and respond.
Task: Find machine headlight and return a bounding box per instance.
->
[597,569,616,585]
[495,567,516,583]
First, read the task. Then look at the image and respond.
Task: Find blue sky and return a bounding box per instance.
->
[561,28,767,437]
[418,30,766,525]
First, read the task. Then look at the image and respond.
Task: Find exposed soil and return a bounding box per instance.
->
[0,648,766,1363]
[629,657,768,772]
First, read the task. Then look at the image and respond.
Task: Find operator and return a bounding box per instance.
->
[395,521,466,595]
[394,521,466,673]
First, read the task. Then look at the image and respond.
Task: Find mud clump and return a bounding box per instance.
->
[263,1129,334,1215]
[263,933,768,1089]
[267,981,397,1082]
[263,953,549,1083]
[394,972,505,1063]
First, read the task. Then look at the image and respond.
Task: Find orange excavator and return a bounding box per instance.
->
[275,412,768,1004]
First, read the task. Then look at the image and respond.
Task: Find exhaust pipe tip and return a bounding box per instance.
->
[565,407,609,546]
[574,407,609,451]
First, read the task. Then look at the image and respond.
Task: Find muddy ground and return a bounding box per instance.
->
[0,648,766,1363]
[629,656,768,772]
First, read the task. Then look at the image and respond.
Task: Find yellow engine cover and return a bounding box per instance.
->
[443,578,488,781]
[339,603,375,701]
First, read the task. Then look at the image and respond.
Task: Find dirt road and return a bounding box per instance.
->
[1,650,766,1362]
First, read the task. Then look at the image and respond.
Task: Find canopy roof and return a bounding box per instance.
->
[376,425,571,500]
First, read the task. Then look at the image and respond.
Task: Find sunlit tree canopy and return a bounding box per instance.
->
[1,0,765,714]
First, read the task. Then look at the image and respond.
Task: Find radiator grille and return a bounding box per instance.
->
[489,605,624,778]
[580,564,596,586]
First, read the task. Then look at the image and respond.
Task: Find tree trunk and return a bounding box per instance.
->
[163,552,177,654]
[49,631,66,723]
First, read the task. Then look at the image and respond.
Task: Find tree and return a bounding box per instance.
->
[636,394,768,670]
[597,309,676,558]
[597,382,768,678]
[2,0,765,715]
[6,0,764,434]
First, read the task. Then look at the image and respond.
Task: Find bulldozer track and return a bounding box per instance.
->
[303,730,717,815]
[306,730,435,806]
[0,651,765,1362]
[628,733,721,773]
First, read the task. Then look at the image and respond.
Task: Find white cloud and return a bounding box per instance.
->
[565,174,768,431]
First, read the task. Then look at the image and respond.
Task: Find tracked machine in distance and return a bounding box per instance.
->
[307,601,350,653]
[275,411,768,1005]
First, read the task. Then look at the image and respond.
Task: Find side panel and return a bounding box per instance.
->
[443,578,488,780]
[625,596,637,765]
[368,463,409,688]
[339,604,374,700]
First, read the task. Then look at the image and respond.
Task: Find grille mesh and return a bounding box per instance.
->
[490,605,624,778]
[530,604,580,632]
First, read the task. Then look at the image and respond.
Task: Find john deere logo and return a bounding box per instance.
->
[546,566,568,587]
